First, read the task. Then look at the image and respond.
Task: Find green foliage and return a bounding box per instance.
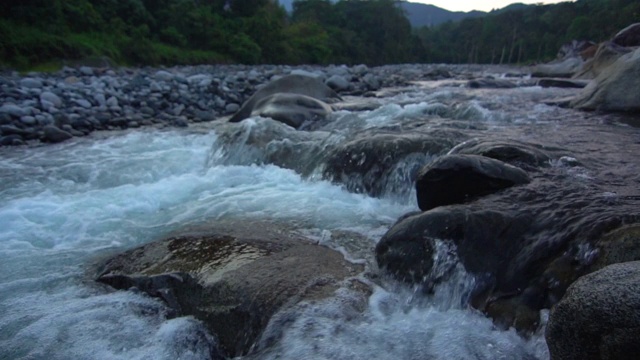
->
[1,0,638,69]
[417,0,640,64]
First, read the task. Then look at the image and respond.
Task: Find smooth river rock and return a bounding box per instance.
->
[94,220,365,358]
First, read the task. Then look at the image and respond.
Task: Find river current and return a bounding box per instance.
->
[1,71,639,359]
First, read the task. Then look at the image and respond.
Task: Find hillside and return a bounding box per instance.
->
[279,0,486,27]
[398,2,485,27]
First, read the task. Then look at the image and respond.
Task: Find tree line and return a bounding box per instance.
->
[0,0,638,70]
[416,0,640,64]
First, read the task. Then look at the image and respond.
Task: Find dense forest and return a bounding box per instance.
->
[0,0,639,70]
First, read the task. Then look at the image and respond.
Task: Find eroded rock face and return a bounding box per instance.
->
[546,261,640,360]
[94,220,365,358]
[573,41,632,80]
[415,154,530,211]
[571,47,640,112]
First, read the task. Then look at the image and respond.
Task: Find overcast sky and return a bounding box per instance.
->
[413,0,573,12]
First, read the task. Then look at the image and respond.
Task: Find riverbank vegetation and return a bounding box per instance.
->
[1,0,638,70]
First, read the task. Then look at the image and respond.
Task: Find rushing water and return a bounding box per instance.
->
[1,75,639,360]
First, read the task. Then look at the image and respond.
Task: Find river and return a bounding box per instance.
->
[1,70,638,359]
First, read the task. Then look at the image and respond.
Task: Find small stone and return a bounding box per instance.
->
[20,116,37,126]
[225,103,240,114]
[325,75,350,91]
[20,78,43,89]
[171,104,185,116]
[0,134,25,146]
[40,92,63,107]
[79,66,94,76]
[155,70,174,82]
[64,76,80,84]
[93,93,106,106]
[106,96,118,107]
[0,104,26,117]
[74,99,92,109]
[43,125,73,143]
[194,110,216,122]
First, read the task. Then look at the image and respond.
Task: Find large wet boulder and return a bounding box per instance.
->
[249,93,333,129]
[448,139,551,169]
[588,225,640,272]
[323,131,464,198]
[573,41,632,79]
[94,220,365,358]
[612,23,640,47]
[571,47,640,112]
[546,261,640,360]
[415,154,530,211]
[229,74,340,124]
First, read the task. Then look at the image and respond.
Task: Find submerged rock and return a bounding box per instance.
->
[415,154,530,211]
[95,220,365,358]
[571,47,640,112]
[323,131,462,198]
[546,261,640,360]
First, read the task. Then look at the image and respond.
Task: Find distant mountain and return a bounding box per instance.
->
[277,1,486,28]
[398,2,486,27]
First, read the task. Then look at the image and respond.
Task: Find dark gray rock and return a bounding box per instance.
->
[43,125,73,143]
[415,154,530,211]
[537,78,589,88]
[467,78,517,89]
[325,75,351,91]
[0,104,27,117]
[40,91,63,107]
[448,139,551,169]
[20,77,43,89]
[0,135,25,146]
[94,220,365,358]
[612,23,640,47]
[546,260,640,360]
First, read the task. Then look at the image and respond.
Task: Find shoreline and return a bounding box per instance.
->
[0,63,527,148]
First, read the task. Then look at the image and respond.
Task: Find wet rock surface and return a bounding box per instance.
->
[415,154,530,211]
[94,220,365,358]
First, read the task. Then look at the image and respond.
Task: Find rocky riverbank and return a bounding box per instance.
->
[0,63,481,147]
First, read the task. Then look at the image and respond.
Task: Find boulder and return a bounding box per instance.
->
[588,225,640,272]
[40,91,63,107]
[249,93,333,129]
[229,75,340,123]
[571,47,640,112]
[573,41,632,79]
[531,57,584,78]
[612,23,640,47]
[415,154,530,211]
[95,220,364,358]
[546,261,640,360]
